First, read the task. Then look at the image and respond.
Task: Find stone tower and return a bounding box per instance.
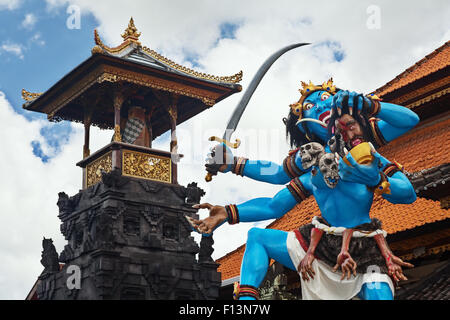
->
[23,18,242,300]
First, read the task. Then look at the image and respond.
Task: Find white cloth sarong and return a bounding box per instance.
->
[286,231,394,300]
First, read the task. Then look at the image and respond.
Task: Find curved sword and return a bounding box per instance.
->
[205,42,311,182]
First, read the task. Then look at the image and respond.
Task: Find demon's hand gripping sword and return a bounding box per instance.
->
[205,42,310,182]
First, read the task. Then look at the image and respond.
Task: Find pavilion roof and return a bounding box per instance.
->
[22,18,242,138]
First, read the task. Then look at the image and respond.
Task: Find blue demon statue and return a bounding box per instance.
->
[188,79,419,300]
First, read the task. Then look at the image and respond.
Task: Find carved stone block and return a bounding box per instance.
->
[36,174,219,300]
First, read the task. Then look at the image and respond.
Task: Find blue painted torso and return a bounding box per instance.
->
[304,170,374,228]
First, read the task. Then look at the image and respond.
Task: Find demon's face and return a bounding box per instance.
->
[297,90,333,142]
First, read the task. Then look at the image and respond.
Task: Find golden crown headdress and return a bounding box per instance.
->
[290,78,337,119]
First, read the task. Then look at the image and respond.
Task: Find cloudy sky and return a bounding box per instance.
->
[0,0,448,299]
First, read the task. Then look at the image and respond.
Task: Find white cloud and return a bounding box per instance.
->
[1,33,46,62]
[29,33,45,46]
[0,42,24,59]
[0,0,22,10]
[1,0,449,298]
[21,13,37,30]
[0,91,113,299]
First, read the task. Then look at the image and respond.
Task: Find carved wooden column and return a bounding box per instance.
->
[145,105,156,148]
[167,95,179,184]
[112,90,125,170]
[83,108,93,159]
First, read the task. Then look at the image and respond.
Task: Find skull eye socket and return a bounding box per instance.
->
[306,145,311,150]
[324,158,332,165]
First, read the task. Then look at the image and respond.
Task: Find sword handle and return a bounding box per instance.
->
[204,136,241,182]
[205,172,213,182]
[208,136,241,149]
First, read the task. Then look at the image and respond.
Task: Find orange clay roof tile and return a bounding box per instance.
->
[374,41,450,97]
[377,117,450,172]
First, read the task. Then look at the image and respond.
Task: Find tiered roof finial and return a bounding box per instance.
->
[121,17,141,43]
[91,17,242,84]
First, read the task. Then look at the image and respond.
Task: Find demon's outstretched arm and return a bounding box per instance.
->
[240,160,292,185]
[205,143,307,185]
[189,174,312,234]
[242,148,308,184]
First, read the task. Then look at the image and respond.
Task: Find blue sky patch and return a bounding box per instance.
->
[182,49,201,69]
[312,40,346,63]
[219,22,240,40]
[333,49,345,62]
[30,123,72,163]
[0,1,99,117]
[1,1,100,162]
[31,140,50,162]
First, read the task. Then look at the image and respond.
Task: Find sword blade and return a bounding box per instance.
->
[222,42,310,141]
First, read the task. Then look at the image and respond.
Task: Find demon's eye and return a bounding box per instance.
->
[321,92,331,101]
[303,102,314,110]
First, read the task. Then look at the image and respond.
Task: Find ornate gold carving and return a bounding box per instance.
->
[41,58,241,127]
[141,45,243,84]
[122,150,171,183]
[113,124,122,142]
[94,29,133,55]
[113,90,126,110]
[86,152,112,188]
[406,87,450,109]
[40,64,220,128]
[167,104,178,122]
[99,66,218,106]
[91,45,103,55]
[93,18,241,84]
[97,72,118,83]
[121,17,141,43]
[22,89,43,101]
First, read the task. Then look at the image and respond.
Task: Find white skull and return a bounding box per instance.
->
[300,142,325,170]
[319,153,339,188]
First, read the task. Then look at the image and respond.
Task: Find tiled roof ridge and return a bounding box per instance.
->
[374,40,450,96]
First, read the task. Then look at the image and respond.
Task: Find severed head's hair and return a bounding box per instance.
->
[326,94,379,151]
